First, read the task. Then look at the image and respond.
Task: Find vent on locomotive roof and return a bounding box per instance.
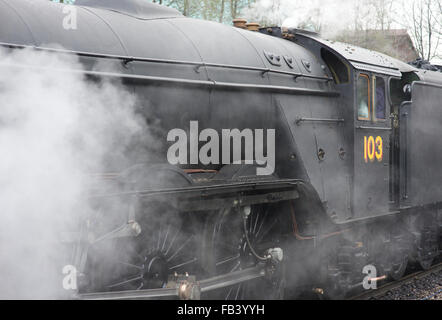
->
[75,0,183,19]
[286,28,319,37]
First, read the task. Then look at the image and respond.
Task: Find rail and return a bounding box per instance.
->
[349,262,442,300]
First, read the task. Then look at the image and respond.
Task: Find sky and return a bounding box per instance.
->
[241,0,442,64]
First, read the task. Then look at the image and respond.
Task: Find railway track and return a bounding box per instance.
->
[349,262,442,300]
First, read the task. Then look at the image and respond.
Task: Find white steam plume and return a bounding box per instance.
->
[0,48,147,299]
[240,0,390,39]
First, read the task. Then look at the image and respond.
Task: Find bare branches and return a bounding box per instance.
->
[150,0,250,23]
[149,0,442,62]
[406,0,441,60]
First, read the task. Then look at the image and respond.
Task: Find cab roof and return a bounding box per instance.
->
[291,29,417,77]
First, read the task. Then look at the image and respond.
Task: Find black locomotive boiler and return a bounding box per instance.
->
[0,0,441,299]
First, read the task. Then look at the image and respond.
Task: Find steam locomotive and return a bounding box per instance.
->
[1,0,441,299]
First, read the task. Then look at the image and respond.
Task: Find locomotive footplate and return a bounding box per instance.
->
[89,179,301,215]
[76,264,266,300]
[75,179,301,245]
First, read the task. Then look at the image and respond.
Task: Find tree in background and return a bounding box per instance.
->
[151,0,252,23]
[369,0,396,30]
[240,0,399,33]
[49,0,252,23]
[400,0,441,61]
[49,0,441,62]
[239,0,440,62]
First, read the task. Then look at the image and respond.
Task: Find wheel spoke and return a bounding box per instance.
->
[169,257,198,270]
[249,213,254,234]
[216,254,240,266]
[253,210,260,234]
[165,228,180,256]
[108,275,142,288]
[257,219,277,242]
[230,261,241,273]
[157,227,162,251]
[234,284,242,300]
[161,225,170,252]
[255,211,268,238]
[225,287,233,300]
[167,235,194,262]
[117,261,143,270]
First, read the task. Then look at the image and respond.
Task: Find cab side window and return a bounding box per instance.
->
[357,74,370,121]
[374,77,386,120]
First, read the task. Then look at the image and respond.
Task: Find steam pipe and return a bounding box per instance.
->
[289,200,350,241]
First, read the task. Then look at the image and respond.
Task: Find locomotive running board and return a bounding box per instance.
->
[75,265,265,300]
[89,179,301,213]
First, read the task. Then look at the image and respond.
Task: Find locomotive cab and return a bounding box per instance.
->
[287,30,442,220]
[293,29,442,215]
[291,31,402,219]
[353,70,392,217]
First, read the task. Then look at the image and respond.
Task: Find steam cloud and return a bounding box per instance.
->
[0,48,147,298]
[241,0,358,38]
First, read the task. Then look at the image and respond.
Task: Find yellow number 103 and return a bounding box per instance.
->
[364,136,383,163]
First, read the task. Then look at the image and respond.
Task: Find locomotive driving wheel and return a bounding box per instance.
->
[203,203,285,300]
[85,206,201,292]
[82,164,204,294]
